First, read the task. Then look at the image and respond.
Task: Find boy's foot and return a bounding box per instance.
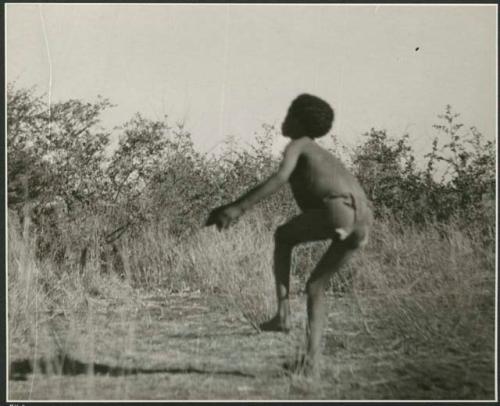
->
[283,355,319,378]
[259,315,290,333]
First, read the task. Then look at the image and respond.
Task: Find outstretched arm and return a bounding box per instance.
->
[206,139,304,230]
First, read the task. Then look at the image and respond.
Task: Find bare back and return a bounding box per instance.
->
[289,138,367,212]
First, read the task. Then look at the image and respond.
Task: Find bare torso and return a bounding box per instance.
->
[289,138,367,212]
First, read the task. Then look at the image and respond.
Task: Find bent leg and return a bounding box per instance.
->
[260,211,336,332]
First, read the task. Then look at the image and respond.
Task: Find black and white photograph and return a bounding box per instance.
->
[5,2,497,401]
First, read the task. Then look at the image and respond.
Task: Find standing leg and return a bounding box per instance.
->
[259,227,293,331]
[304,241,354,374]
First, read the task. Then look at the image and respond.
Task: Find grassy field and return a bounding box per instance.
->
[7,208,496,401]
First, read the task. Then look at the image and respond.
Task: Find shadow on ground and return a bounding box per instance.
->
[10,352,257,381]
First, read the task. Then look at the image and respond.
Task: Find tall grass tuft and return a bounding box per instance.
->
[351,213,495,348]
[8,210,138,388]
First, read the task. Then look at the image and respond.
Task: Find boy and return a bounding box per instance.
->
[206,94,372,376]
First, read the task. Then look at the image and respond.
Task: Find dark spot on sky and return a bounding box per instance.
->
[415,47,420,51]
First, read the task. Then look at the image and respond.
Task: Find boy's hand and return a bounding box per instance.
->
[205,204,243,230]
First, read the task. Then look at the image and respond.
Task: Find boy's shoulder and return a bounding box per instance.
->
[282,137,315,161]
[284,137,336,163]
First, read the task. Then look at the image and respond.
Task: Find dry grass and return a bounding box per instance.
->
[353,214,495,345]
[7,208,496,400]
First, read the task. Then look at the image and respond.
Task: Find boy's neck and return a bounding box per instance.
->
[291,136,314,142]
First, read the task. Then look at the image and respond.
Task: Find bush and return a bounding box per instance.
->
[7,83,495,274]
[350,106,495,227]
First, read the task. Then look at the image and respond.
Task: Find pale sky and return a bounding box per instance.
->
[6,4,497,157]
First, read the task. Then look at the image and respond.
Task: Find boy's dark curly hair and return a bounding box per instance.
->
[288,94,334,138]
